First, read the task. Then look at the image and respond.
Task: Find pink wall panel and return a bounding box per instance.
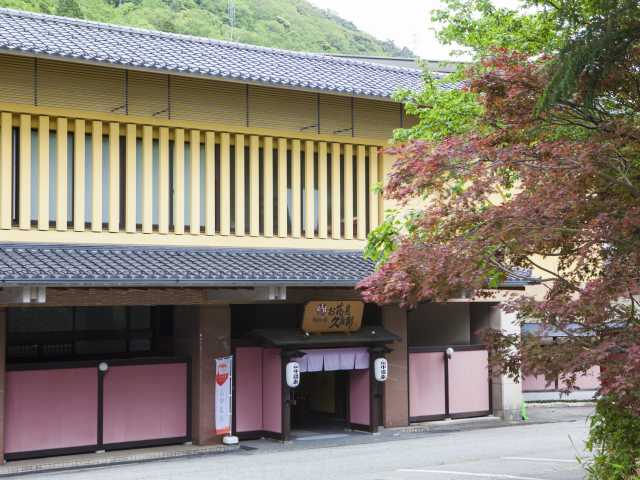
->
[409,352,446,418]
[235,347,263,432]
[5,368,98,453]
[103,363,187,444]
[560,366,601,391]
[448,350,490,415]
[349,369,370,426]
[262,348,282,434]
[522,373,556,391]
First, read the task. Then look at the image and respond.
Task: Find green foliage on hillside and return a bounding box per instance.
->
[0,0,413,57]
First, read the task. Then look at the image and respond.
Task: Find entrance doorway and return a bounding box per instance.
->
[291,371,349,432]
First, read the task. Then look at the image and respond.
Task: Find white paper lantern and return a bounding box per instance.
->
[374,358,388,382]
[286,361,301,388]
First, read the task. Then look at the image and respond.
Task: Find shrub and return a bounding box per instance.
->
[585,398,640,479]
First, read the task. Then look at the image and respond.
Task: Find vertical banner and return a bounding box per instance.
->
[215,355,233,435]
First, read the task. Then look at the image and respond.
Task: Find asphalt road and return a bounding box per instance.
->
[29,414,590,480]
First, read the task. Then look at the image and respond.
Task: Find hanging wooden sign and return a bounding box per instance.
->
[302,301,364,333]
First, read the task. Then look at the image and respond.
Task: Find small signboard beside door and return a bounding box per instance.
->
[215,356,233,435]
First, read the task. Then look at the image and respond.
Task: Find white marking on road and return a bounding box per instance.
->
[397,469,545,480]
[502,457,578,464]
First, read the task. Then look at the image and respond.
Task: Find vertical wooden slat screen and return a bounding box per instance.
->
[291,139,301,238]
[125,124,137,233]
[234,133,245,236]
[249,135,260,237]
[204,131,215,236]
[356,145,366,240]
[368,145,379,231]
[219,132,231,235]
[304,140,314,239]
[189,129,201,234]
[108,122,119,232]
[330,143,341,239]
[343,144,354,239]
[277,138,287,237]
[318,142,328,239]
[0,110,384,241]
[173,128,185,234]
[0,112,11,229]
[158,127,170,234]
[37,116,50,231]
[142,125,153,233]
[91,121,102,232]
[263,136,274,237]
[57,118,69,231]
[19,114,31,230]
[73,119,86,232]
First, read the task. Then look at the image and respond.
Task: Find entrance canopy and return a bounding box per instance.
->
[249,326,399,349]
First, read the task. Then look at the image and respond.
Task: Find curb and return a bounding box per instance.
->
[0,444,239,478]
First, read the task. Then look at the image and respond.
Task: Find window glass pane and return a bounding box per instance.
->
[136,138,143,225]
[200,142,206,228]
[102,135,110,224]
[74,307,126,331]
[184,141,191,227]
[11,128,18,222]
[49,131,57,222]
[129,338,151,352]
[8,308,73,333]
[153,139,160,226]
[75,339,126,355]
[244,146,250,230]
[85,132,92,224]
[30,129,38,221]
[129,306,151,330]
[67,132,74,223]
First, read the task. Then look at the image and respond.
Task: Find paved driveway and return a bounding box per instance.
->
[25,408,591,480]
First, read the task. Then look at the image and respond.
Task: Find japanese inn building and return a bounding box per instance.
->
[0,8,537,462]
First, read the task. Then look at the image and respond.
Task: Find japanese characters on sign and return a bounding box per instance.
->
[301,301,364,333]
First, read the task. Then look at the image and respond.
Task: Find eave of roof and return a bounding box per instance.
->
[0,8,432,100]
[0,243,374,287]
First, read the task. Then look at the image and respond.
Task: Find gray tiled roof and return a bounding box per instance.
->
[0,8,426,100]
[0,244,374,287]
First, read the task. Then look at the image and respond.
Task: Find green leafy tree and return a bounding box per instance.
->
[56,0,83,17]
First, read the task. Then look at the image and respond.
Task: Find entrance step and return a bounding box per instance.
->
[0,443,238,477]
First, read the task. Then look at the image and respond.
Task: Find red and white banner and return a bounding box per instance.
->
[214,356,233,435]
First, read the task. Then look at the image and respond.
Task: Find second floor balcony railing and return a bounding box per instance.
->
[0,109,383,245]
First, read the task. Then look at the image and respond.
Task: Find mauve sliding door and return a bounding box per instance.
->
[5,367,99,459]
[102,362,188,446]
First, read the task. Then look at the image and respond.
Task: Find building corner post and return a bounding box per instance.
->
[0,308,6,463]
[381,305,409,427]
[175,305,231,446]
[488,306,523,421]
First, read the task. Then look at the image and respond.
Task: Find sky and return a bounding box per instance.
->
[308,0,517,61]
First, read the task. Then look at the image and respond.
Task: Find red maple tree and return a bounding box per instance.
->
[358,51,640,412]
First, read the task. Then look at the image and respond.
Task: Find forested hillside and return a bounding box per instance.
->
[0,0,413,57]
